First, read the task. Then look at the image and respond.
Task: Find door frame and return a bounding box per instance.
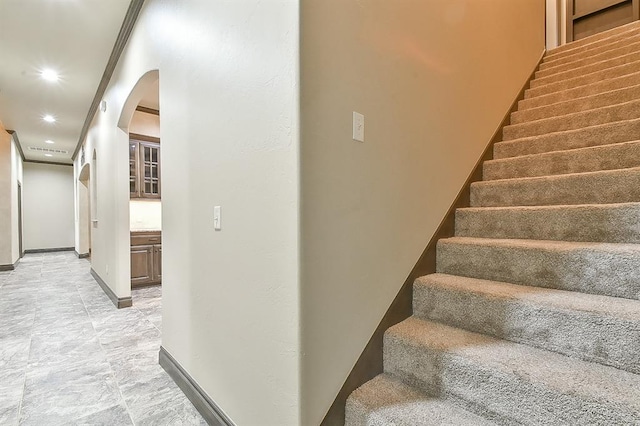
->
[567,0,640,42]
[17,181,23,257]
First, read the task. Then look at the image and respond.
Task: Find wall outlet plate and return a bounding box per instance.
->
[214,206,221,231]
[353,111,364,142]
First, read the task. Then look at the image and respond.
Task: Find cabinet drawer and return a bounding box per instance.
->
[131,233,161,246]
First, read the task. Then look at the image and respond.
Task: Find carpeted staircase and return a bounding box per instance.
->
[345,21,640,425]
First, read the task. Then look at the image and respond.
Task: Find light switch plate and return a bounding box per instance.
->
[353,111,364,142]
[214,206,221,231]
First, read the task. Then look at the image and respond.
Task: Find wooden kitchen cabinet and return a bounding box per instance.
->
[130,137,161,199]
[153,245,162,281]
[130,231,162,287]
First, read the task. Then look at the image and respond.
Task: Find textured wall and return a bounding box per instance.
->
[23,162,74,250]
[0,124,13,265]
[299,0,545,423]
[10,135,23,260]
[77,1,300,424]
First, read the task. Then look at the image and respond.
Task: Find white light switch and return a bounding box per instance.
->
[214,206,221,230]
[353,111,364,142]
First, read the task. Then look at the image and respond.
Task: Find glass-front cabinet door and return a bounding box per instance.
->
[129,142,140,197]
[129,138,161,199]
[140,142,161,198]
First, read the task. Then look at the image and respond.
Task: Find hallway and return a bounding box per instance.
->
[0,253,205,425]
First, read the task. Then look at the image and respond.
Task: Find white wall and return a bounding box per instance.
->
[23,162,74,250]
[76,1,300,425]
[0,124,13,265]
[547,0,559,50]
[560,0,568,45]
[130,200,161,230]
[547,0,569,50]
[10,135,23,261]
[74,157,91,256]
[77,180,90,254]
[299,0,545,423]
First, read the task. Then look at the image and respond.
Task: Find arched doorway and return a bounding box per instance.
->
[78,162,91,257]
[118,70,162,302]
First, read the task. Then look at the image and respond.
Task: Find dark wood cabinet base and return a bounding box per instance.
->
[132,281,161,288]
[131,231,162,287]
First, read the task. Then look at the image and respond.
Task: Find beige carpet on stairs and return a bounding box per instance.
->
[346,20,640,426]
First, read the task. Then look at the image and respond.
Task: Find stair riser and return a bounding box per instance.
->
[512,84,640,125]
[519,71,640,110]
[455,205,640,243]
[540,33,640,73]
[413,281,640,374]
[470,169,640,208]
[344,404,367,426]
[494,119,640,159]
[525,61,640,100]
[384,334,640,425]
[484,141,640,180]
[503,100,640,140]
[544,22,640,60]
[533,50,640,89]
[345,374,495,426]
[436,240,640,299]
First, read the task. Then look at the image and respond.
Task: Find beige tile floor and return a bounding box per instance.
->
[0,252,206,425]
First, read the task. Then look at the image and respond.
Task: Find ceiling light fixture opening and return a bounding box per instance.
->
[43,114,56,123]
[45,140,54,144]
[41,68,59,82]
[44,153,53,157]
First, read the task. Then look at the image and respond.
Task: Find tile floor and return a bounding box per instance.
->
[0,252,206,425]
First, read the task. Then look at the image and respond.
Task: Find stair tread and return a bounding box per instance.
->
[471,166,640,208]
[503,98,640,140]
[459,201,640,212]
[484,139,640,180]
[414,273,640,374]
[533,48,640,88]
[387,317,640,408]
[513,83,640,123]
[520,70,640,110]
[416,273,640,321]
[347,373,494,426]
[512,97,640,126]
[473,165,640,185]
[494,118,640,158]
[540,32,640,74]
[456,202,640,243]
[545,20,640,59]
[440,235,640,252]
[487,139,640,163]
[437,236,640,299]
[525,58,640,100]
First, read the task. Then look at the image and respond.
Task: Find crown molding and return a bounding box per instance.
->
[72,0,146,160]
[6,130,25,161]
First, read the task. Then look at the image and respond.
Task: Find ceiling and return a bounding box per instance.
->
[0,0,131,164]
[139,79,160,111]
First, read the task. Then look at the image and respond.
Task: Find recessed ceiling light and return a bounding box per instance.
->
[45,140,54,144]
[43,114,56,123]
[44,153,53,157]
[41,68,59,82]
